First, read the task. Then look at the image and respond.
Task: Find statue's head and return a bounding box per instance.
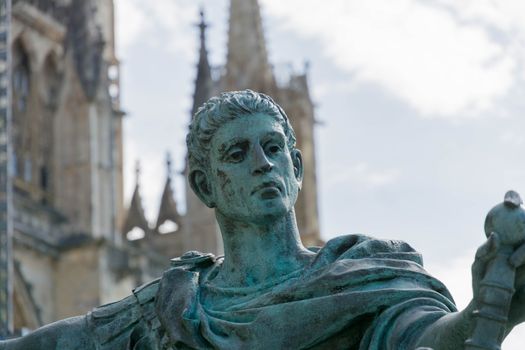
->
[187,90,304,223]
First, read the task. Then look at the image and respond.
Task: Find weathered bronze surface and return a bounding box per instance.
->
[2,90,525,349]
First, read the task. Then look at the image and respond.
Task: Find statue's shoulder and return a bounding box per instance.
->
[88,251,217,349]
[121,249,215,304]
[88,278,164,349]
[159,250,218,296]
[168,250,217,270]
[154,251,219,349]
[313,233,423,266]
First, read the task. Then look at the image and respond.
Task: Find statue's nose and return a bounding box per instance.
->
[252,144,274,175]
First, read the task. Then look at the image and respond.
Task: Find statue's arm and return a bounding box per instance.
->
[0,315,95,350]
[413,302,476,350]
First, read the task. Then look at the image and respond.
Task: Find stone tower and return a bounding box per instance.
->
[150,154,184,256]
[8,0,168,334]
[182,10,223,255]
[221,0,276,94]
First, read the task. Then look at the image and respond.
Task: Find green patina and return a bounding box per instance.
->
[2,90,525,350]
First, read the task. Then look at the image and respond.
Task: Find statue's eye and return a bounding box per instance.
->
[266,143,282,155]
[227,150,245,162]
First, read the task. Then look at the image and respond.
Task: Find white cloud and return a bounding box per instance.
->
[505,323,525,350]
[311,80,359,102]
[114,0,196,57]
[500,130,525,147]
[142,0,196,56]
[261,0,522,118]
[325,162,400,190]
[114,0,146,55]
[426,250,474,309]
[438,0,525,35]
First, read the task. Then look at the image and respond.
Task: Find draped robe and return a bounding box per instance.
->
[88,234,456,349]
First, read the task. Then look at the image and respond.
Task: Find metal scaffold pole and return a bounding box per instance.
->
[0,0,12,338]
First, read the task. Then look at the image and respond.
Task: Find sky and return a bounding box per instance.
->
[114,0,525,347]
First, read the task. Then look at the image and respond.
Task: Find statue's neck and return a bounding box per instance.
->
[214,209,314,288]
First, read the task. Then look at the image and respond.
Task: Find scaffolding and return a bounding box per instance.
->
[0,0,13,337]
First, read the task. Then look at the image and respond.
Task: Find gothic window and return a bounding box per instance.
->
[15,153,23,181]
[12,153,18,178]
[126,227,145,241]
[13,43,31,113]
[40,166,48,191]
[23,157,32,183]
[39,56,59,198]
[42,56,61,108]
[158,220,179,234]
[107,64,119,103]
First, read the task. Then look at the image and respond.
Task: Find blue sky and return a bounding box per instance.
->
[114,1,525,346]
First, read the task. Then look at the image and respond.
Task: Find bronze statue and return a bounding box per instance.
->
[1,90,525,349]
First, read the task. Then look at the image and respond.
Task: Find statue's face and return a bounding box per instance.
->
[207,114,302,223]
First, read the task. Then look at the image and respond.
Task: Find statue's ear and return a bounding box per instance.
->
[189,169,216,208]
[291,149,304,190]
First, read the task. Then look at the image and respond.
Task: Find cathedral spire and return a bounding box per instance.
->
[134,161,141,186]
[166,152,173,179]
[122,161,149,240]
[223,0,276,93]
[191,9,213,117]
[155,153,181,234]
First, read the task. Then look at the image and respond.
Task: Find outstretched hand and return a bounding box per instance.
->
[471,232,525,331]
[471,232,500,302]
[507,243,525,327]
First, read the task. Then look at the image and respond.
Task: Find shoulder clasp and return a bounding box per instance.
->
[170,250,216,269]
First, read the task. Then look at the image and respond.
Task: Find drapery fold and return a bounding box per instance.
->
[156,234,456,350]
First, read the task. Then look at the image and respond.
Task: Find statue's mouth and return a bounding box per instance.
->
[251,181,283,196]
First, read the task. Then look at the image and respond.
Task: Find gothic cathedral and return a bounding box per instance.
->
[10,0,322,334]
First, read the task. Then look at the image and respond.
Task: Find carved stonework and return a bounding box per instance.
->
[0,0,149,337]
[66,0,104,100]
